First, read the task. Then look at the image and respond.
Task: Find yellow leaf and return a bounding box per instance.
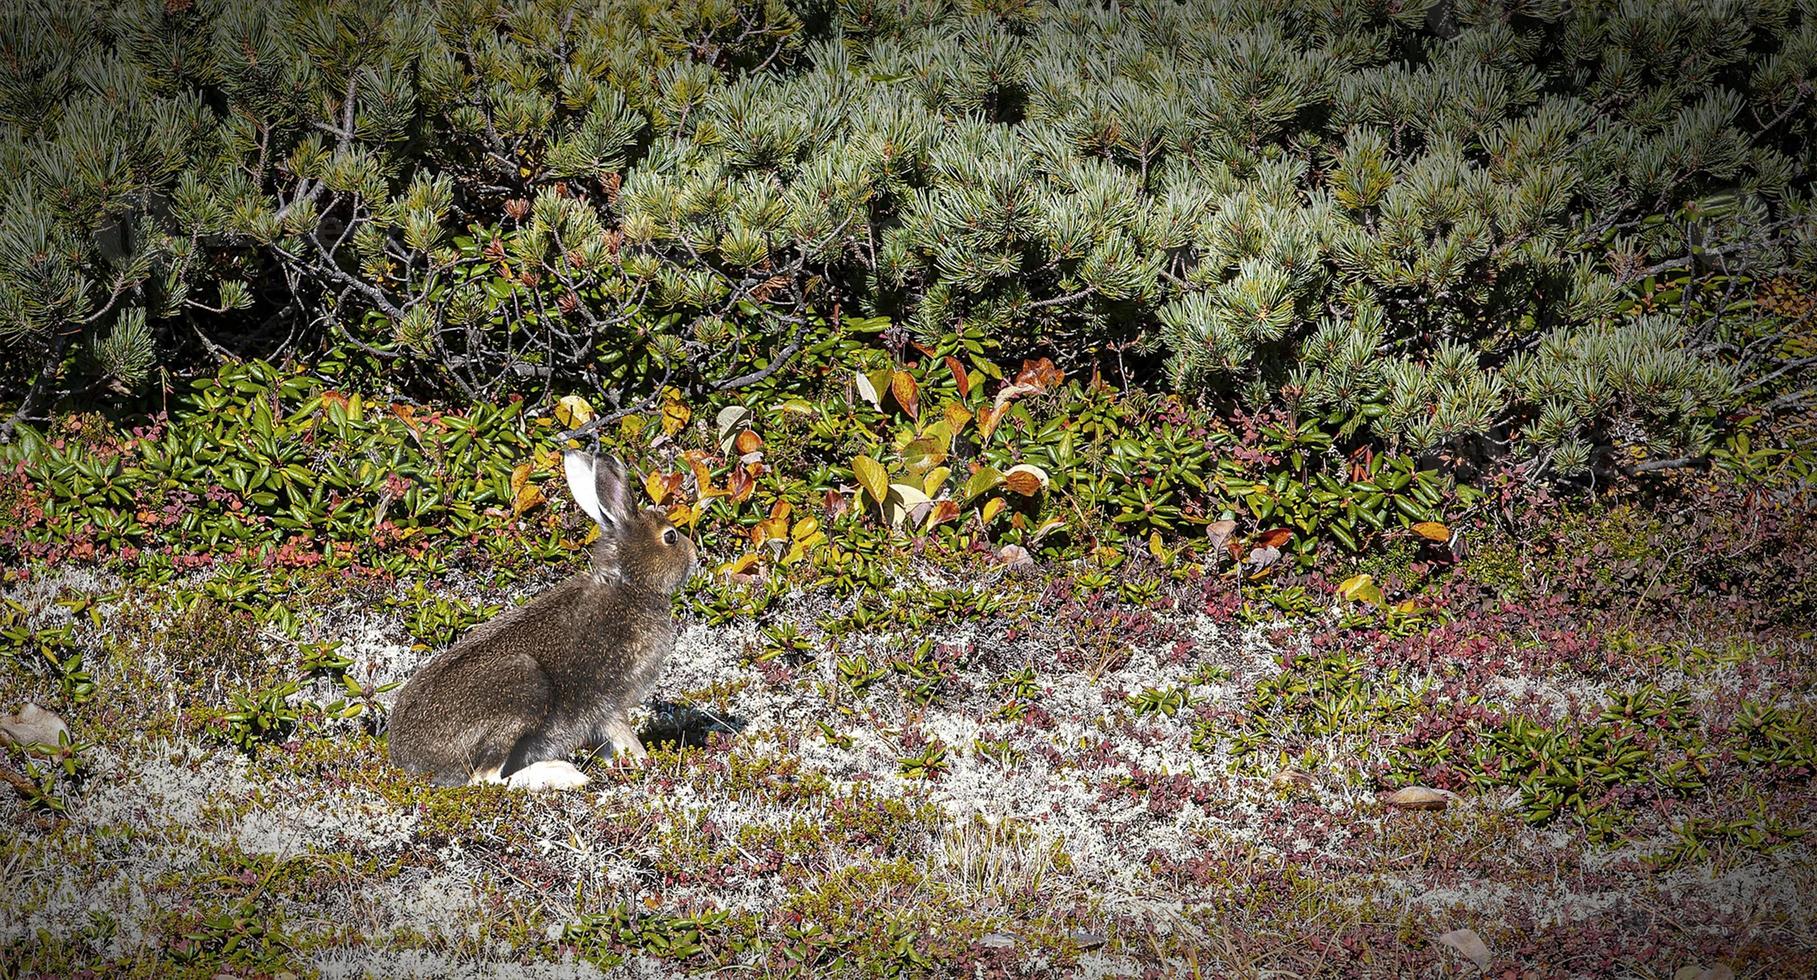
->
[1394,599,1423,615]
[852,455,890,506]
[719,553,762,576]
[900,436,947,473]
[980,498,1007,525]
[883,483,932,528]
[943,401,972,433]
[555,394,595,429]
[510,462,532,501]
[660,388,690,436]
[922,465,951,496]
[644,470,669,505]
[1148,531,1170,564]
[791,516,820,541]
[964,467,1004,500]
[1411,521,1451,542]
[1336,573,1384,605]
[512,482,546,517]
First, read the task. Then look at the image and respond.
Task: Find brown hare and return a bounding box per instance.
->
[387,451,696,790]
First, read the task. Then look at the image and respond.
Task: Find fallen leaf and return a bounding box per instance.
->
[990,381,1042,412]
[1254,527,1292,549]
[1385,786,1454,811]
[853,369,883,409]
[1029,516,1068,544]
[1435,928,1491,971]
[660,390,690,436]
[1411,521,1451,542]
[1002,463,1049,496]
[884,483,932,528]
[1336,573,1384,605]
[975,403,1008,441]
[0,704,68,751]
[996,544,1033,569]
[554,394,595,429]
[715,404,752,443]
[1206,519,1237,554]
[1269,767,1314,792]
[1247,545,1281,570]
[718,552,761,576]
[1015,357,1065,390]
[734,429,763,455]
[927,499,961,528]
[977,932,1015,949]
[727,464,757,503]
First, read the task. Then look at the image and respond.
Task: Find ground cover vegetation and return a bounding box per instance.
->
[2,0,1815,976]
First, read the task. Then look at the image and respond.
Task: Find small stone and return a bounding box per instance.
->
[0,704,68,752]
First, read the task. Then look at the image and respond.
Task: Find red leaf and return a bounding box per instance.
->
[1254,527,1293,549]
[944,356,971,399]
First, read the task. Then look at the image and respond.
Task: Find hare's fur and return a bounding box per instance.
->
[386,453,695,789]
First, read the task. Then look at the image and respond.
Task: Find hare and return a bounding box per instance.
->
[386,451,696,790]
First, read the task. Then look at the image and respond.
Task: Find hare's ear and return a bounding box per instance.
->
[565,450,632,529]
[592,455,633,525]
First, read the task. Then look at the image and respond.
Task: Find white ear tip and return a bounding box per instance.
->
[563,451,607,526]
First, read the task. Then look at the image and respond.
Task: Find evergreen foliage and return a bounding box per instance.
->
[1,0,1812,474]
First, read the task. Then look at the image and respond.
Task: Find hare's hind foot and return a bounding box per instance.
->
[466,760,591,791]
[505,759,590,790]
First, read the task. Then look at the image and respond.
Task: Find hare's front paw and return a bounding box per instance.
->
[504,760,591,791]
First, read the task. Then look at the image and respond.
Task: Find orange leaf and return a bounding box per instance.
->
[891,370,920,419]
[945,356,971,399]
[927,499,961,527]
[1411,521,1451,542]
[728,465,757,503]
[1254,527,1293,549]
[735,429,764,455]
[976,404,1005,441]
[1002,470,1044,496]
[1014,357,1064,390]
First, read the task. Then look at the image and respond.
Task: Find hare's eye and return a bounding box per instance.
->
[662,528,678,546]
